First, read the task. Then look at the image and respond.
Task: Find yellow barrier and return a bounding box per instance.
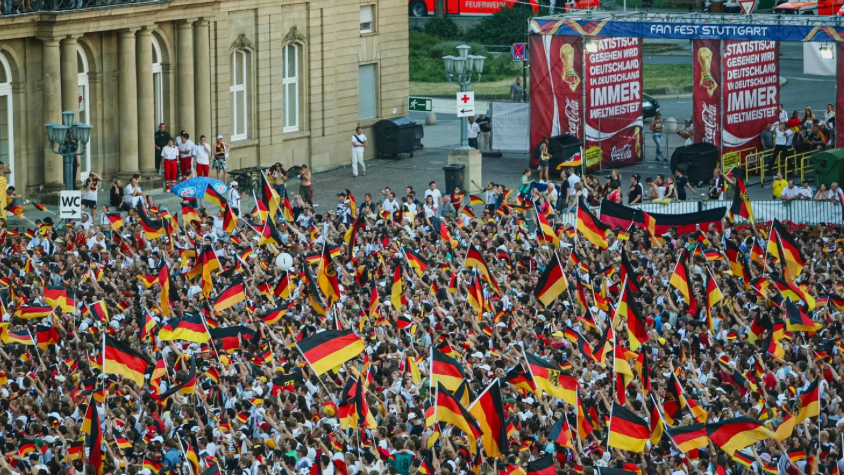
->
[744,149,772,183]
[785,150,818,182]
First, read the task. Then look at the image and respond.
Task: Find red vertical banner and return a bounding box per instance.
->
[722,41,779,154]
[693,39,722,147]
[837,43,844,149]
[584,37,643,170]
[529,36,583,152]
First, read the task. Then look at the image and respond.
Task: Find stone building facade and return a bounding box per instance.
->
[0,0,409,196]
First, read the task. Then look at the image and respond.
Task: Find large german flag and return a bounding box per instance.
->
[706,417,776,455]
[258,217,283,247]
[204,184,227,208]
[600,199,726,235]
[525,352,577,404]
[465,245,501,295]
[140,214,165,240]
[795,380,820,423]
[275,271,293,300]
[159,263,172,317]
[537,211,559,248]
[317,252,341,304]
[85,393,104,475]
[210,325,257,352]
[576,201,610,249]
[296,329,364,375]
[666,423,709,453]
[533,253,568,306]
[434,382,482,454]
[213,280,246,312]
[772,276,816,311]
[727,171,755,224]
[222,203,239,233]
[35,325,60,350]
[159,315,210,343]
[431,348,466,393]
[607,403,650,453]
[618,279,648,351]
[14,305,54,319]
[772,219,806,281]
[467,271,485,315]
[504,363,538,393]
[783,298,821,332]
[43,286,74,313]
[468,379,508,457]
[402,247,429,277]
[258,306,288,325]
[614,343,635,405]
[663,373,688,425]
[526,455,556,475]
[390,263,406,310]
[669,250,698,315]
[104,335,151,386]
[705,267,723,333]
[548,415,573,449]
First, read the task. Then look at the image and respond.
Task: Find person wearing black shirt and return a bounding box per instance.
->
[628,174,643,205]
[110,178,129,212]
[154,123,172,174]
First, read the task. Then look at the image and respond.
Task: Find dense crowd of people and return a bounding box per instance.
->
[0,160,837,475]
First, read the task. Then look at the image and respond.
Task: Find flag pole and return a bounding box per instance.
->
[533,205,576,313]
[27,327,45,370]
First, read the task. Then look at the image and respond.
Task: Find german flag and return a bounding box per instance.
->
[185,442,199,475]
[82,394,104,474]
[648,398,664,445]
[4,329,34,345]
[182,205,200,226]
[136,274,159,289]
[89,300,108,324]
[705,269,723,333]
[576,390,594,440]
[525,352,577,404]
[104,335,151,386]
[305,263,327,316]
[725,240,750,286]
[592,325,613,368]
[281,196,295,222]
[159,315,210,343]
[431,348,466,393]
[189,245,221,297]
[787,449,807,463]
[210,326,257,352]
[619,249,641,293]
[275,271,293,300]
[663,373,688,425]
[143,459,162,474]
[140,214,165,240]
[14,305,54,319]
[390,263,406,310]
[556,150,582,168]
[317,253,341,304]
[159,263,173,317]
[343,214,365,258]
[5,203,24,219]
[599,200,725,236]
[533,253,568,306]
[35,325,59,350]
[706,417,776,455]
[258,306,288,325]
[576,201,610,249]
[222,203,238,233]
[526,455,556,475]
[784,298,821,332]
[607,403,649,453]
[204,184,227,208]
[18,439,36,457]
[770,275,815,311]
[642,210,662,247]
[403,247,429,277]
[726,171,755,224]
[465,245,502,295]
[430,216,454,247]
[669,250,698,315]
[157,358,198,399]
[43,285,74,313]
[614,343,635,405]
[296,329,364,375]
[434,382,482,453]
[548,415,573,449]
[504,363,537,393]
[795,380,820,423]
[213,280,245,312]
[537,211,559,248]
[467,271,485,315]
[666,423,709,453]
[468,380,508,457]
[688,397,708,423]
[618,279,648,351]
[772,220,806,281]
[105,212,124,231]
[502,464,527,475]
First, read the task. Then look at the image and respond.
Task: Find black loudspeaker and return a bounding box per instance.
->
[670,142,720,186]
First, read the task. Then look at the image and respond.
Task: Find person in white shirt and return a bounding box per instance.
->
[124,174,146,208]
[797,180,813,200]
[780,180,800,201]
[195,135,212,177]
[178,132,196,182]
[227,181,244,216]
[351,127,367,178]
[467,116,481,149]
[382,192,399,213]
[423,181,442,216]
[160,138,179,190]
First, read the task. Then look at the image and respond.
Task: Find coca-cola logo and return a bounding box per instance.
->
[701,103,718,144]
[611,144,632,161]
[565,98,580,137]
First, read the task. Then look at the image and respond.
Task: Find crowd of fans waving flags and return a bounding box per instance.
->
[0,166,838,475]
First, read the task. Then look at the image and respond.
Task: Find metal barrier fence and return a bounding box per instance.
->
[550,199,842,227]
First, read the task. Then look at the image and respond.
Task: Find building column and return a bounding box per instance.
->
[194,19,211,141]
[136,27,156,175]
[119,29,139,175]
[60,36,79,115]
[41,37,63,190]
[177,20,196,136]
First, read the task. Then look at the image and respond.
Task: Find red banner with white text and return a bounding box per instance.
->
[693,39,722,148]
[529,35,583,152]
[584,37,643,169]
[722,40,779,154]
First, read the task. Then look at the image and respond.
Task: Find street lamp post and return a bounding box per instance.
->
[44,110,92,191]
[443,45,485,150]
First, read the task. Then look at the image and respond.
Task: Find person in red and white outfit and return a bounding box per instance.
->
[161,137,179,190]
[178,132,196,181]
[195,135,211,177]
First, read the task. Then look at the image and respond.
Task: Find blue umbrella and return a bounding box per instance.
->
[170,177,229,200]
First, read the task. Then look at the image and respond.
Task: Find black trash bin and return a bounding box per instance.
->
[443,164,465,195]
[670,142,720,187]
[373,117,421,159]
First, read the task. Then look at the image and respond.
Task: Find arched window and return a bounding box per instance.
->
[282,44,299,133]
[230,49,250,140]
[151,36,164,127]
[77,45,90,179]
[0,53,14,186]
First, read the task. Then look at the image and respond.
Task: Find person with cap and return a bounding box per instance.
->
[227,181,244,216]
[213,134,231,182]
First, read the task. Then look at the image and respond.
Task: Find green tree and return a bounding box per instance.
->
[466,3,536,46]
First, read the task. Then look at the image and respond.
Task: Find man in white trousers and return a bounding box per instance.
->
[351,127,367,177]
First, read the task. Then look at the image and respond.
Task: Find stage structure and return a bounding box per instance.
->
[529,12,844,170]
